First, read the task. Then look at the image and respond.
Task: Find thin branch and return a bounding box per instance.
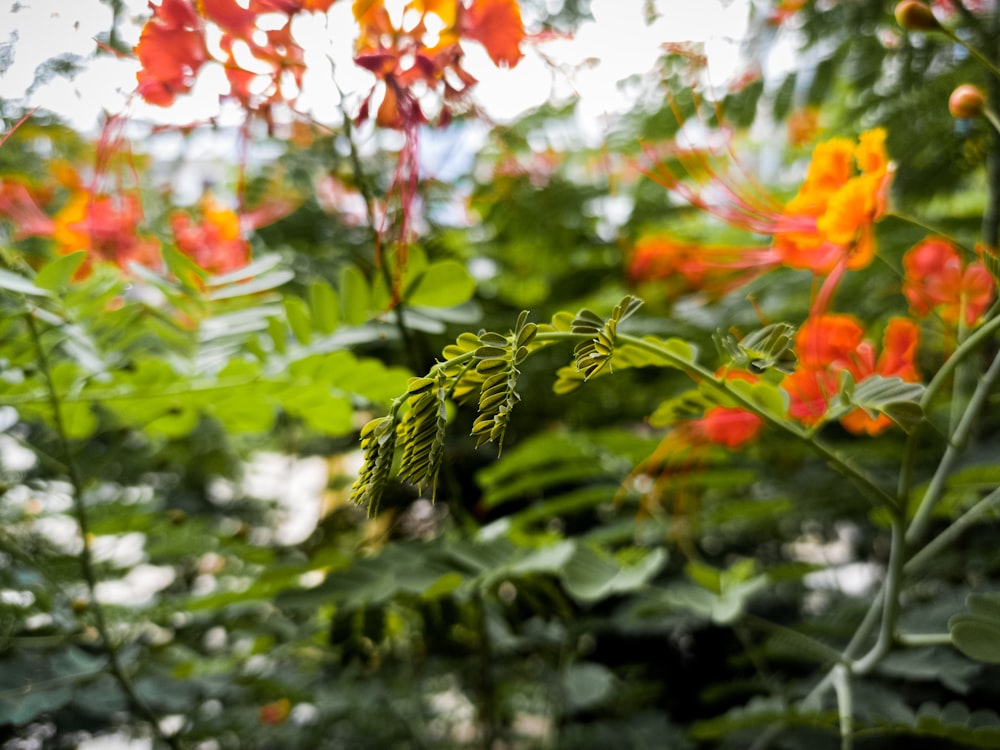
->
[24,307,182,750]
[906,347,1000,546]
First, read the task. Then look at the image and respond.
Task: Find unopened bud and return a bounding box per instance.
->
[949,84,986,119]
[894,1,941,31]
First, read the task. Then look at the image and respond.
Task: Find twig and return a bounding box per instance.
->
[24,307,182,750]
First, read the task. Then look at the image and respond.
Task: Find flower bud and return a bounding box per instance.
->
[949,84,986,118]
[894,1,941,31]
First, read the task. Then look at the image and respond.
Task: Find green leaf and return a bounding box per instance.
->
[716,323,797,374]
[950,593,1000,664]
[268,315,287,354]
[340,265,371,325]
[404,260,476,307]
[834,375,924,432]
[308,279,340,334]
[284,295,312,345]
[34,252,86,292]
[0,267,51,296]
[162,245,209,290]
[562,662,615,712]
[206,269,294,300]
[727,378,788,419]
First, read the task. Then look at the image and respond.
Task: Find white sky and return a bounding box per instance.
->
[0,0,753,135]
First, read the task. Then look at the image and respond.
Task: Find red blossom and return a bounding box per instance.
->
[903,237,995,325]
[783,315,921,436]
[460,0,525,67]
[134,0,209,106]
[682,370,763,449]
[628,235,778,298]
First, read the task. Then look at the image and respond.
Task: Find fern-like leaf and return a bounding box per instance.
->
[572,295,643,380]
[350,413,398,515]
[471,311,533,452]
[397,375,449,497]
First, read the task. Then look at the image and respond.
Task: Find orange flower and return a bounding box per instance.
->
[353,0,524,130]
[0,175,160,276]
[134,0,209,107]
[170,195,249,275]
[134,0,335,117]
[259,698,291,725]
[644,128,893,283]
[628,235,778,298]
[689,405,762,448]
[783,315,920,435]
[682,370,763,449]
[902,237,995,326]
[0,180,56,238]
[461,0,525,67]
[774,129,891,275]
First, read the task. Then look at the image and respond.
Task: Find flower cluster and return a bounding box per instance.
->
[135,0,336,117]
[636,124,997,449]
[354,0,525,130]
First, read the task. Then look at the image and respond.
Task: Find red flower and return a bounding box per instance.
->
[643,128,893,310]
[690,405,763,449]
[170,195,248,275]
[783,315,920,435]
[461,0,525,67]
[628,235,777,298]
[902,237,995,326]
[683,370,763,449]
[134,0,208,106]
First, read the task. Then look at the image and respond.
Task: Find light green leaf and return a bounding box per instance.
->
[206,269,294,300]
[308,279,340,334]
[34,252,87,292]
[284,296,312,345]
[340,265,371,325]
[950,593,1000,664]
[0,267,51,296]
[405,260,476,308]
[562,662,615,711]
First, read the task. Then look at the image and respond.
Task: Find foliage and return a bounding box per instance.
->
[2,1,1000,749]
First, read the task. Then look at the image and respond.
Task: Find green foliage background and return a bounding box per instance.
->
[2,1,1000,749]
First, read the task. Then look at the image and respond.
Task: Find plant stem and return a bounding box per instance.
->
[896,632,953,647]
[905,486,1000,574]
[906,346,1000,546]
[896,303,1000,502]
[24,309,182,750]
[832,664,853,750]
[852,513,906,674]
[338,91,422,371]
[941,27,1000,80]
[615,333,900,511]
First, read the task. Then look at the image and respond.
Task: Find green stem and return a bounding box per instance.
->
[832,664,854,750]
[852,514,906,674]
[884,212,975,254]
[896,632,954,647]
[338,89,421,371]
[905,486,1000,574]
[906,346,1000,546]
[24,309,182,750]
[897,305,1000,503]
[615,333,900,511]
[941,28,1000,80]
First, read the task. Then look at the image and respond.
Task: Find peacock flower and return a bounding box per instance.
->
[134,0,336,117]
[783,314,920,436]
[628,234,779,298]
[774,128,892,275]
[643,127,893,304]
[677,370,763,450]
[53,192,162,274]
[902,237,995,326]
